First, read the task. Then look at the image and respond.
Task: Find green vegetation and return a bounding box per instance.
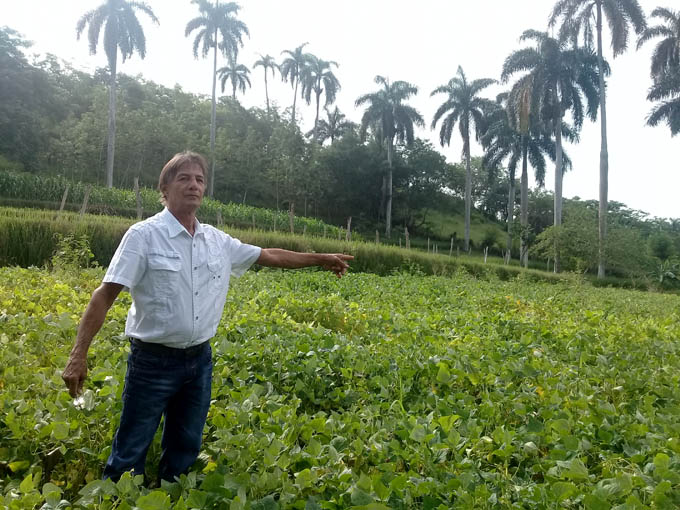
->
[1,265,679,508]
[0,207,568,287]
[0,172,342,237]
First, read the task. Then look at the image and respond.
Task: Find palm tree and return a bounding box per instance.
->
[253,54,279,114]
[218,58,251,99]
[356,76,424,238]
[482,93,573,267]
[185,0,249,197]
[637,7,680,79]
[550,0,646,278]
[646,66,680,135]
[431,66,495,252]
[301,55,341,140]
[307,106,356,144]
[76,0,159,188]
[502,30,602,272]
[280,43,310,125]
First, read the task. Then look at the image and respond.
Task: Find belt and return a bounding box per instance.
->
[129,338,209,358]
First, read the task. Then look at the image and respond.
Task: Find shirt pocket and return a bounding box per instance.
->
[147,250,182,298]
[207,259,225,294]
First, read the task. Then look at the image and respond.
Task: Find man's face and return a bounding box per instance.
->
[163,164,206,212]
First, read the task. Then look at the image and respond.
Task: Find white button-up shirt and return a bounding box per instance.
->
[103,208,261,347]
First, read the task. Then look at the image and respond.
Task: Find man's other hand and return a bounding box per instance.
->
[62,355,88,397]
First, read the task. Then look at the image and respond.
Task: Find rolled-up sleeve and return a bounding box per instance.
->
[103,228,147,289]
[228,236,261,278]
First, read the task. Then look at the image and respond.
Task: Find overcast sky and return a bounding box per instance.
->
[3,0,678,219]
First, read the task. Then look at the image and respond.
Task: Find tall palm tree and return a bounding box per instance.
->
[280,43,310,125]
[301,55,341,140]
[185,0,249,197]
[646,66,680,135]
[431,66,495,252]
[76,0,159,188]
[482,93,574,266]
[637,7,680,79]
[218,57,250,99]
[502,30,602,272]
[307,106,356,144]
[356,76,424,238]
[550,0,646,278]
[253,53,279,114]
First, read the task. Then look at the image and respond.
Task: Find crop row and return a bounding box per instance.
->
[1,267,679,508]
[0,170,341,237]
[0,207,574,288]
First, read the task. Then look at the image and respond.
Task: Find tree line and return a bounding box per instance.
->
[0,0,678,280]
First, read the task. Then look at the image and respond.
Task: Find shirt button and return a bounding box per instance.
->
[194,266,197,270]
[195,291,198,296]
[195,316,199,320]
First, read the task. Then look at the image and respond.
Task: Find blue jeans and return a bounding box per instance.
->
[103,340,212,482]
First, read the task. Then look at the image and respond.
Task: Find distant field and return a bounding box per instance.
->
[1,266,678,508]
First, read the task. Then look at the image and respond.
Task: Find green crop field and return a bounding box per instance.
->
[1,265,679,509]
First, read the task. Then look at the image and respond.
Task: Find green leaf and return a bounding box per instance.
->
[52,421,69,440]
[653,453,670,471]
[561,458,589,481]
[350,487,374,506]
[8,460,30,473]
[186,489,208,509]
[583,494,610,510]
[19,473,34,493]
[409,424,426,442]
[135,490,172,510]
[437,415,460,434]
[252,495,279,510]
[295,468,313,489]
[552,482,577,501]
[304,496,320,510]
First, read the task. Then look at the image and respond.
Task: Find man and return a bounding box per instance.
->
[62,151,352,482]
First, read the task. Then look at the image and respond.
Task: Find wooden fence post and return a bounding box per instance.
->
[79,185,91,217]
[288,202,295,234]
[252,213,256,230]
[303,225,307,237]
[56,184,70,219]
[484,246,489,264]
[323,224,327,238]
[405,226,410,250]
[134,177,142,220]
[345,216,352,242]
[216,210,223,227]
[449,237,454,257]
[375,230,379,244]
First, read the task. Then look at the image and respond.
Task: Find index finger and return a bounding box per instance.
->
[335,254,354,261]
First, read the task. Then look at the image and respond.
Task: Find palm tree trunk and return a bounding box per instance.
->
[506,169,515,262]
[520,137,529,268]
[264,70,270,114]
[463,123,471,252]
[553,101,564,274]
[209,33,218,198]
[232,82,236,99]
[292,78,299,124]
[385,137,394,238]
[106,56,117,188]
[596,1,609,279]
[313,89,321,141]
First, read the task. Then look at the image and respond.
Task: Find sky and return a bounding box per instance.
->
[2,0,679,219]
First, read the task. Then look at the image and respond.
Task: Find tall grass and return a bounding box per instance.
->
[1,207,572,286]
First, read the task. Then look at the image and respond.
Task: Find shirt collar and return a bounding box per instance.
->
[161,208,204,238]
